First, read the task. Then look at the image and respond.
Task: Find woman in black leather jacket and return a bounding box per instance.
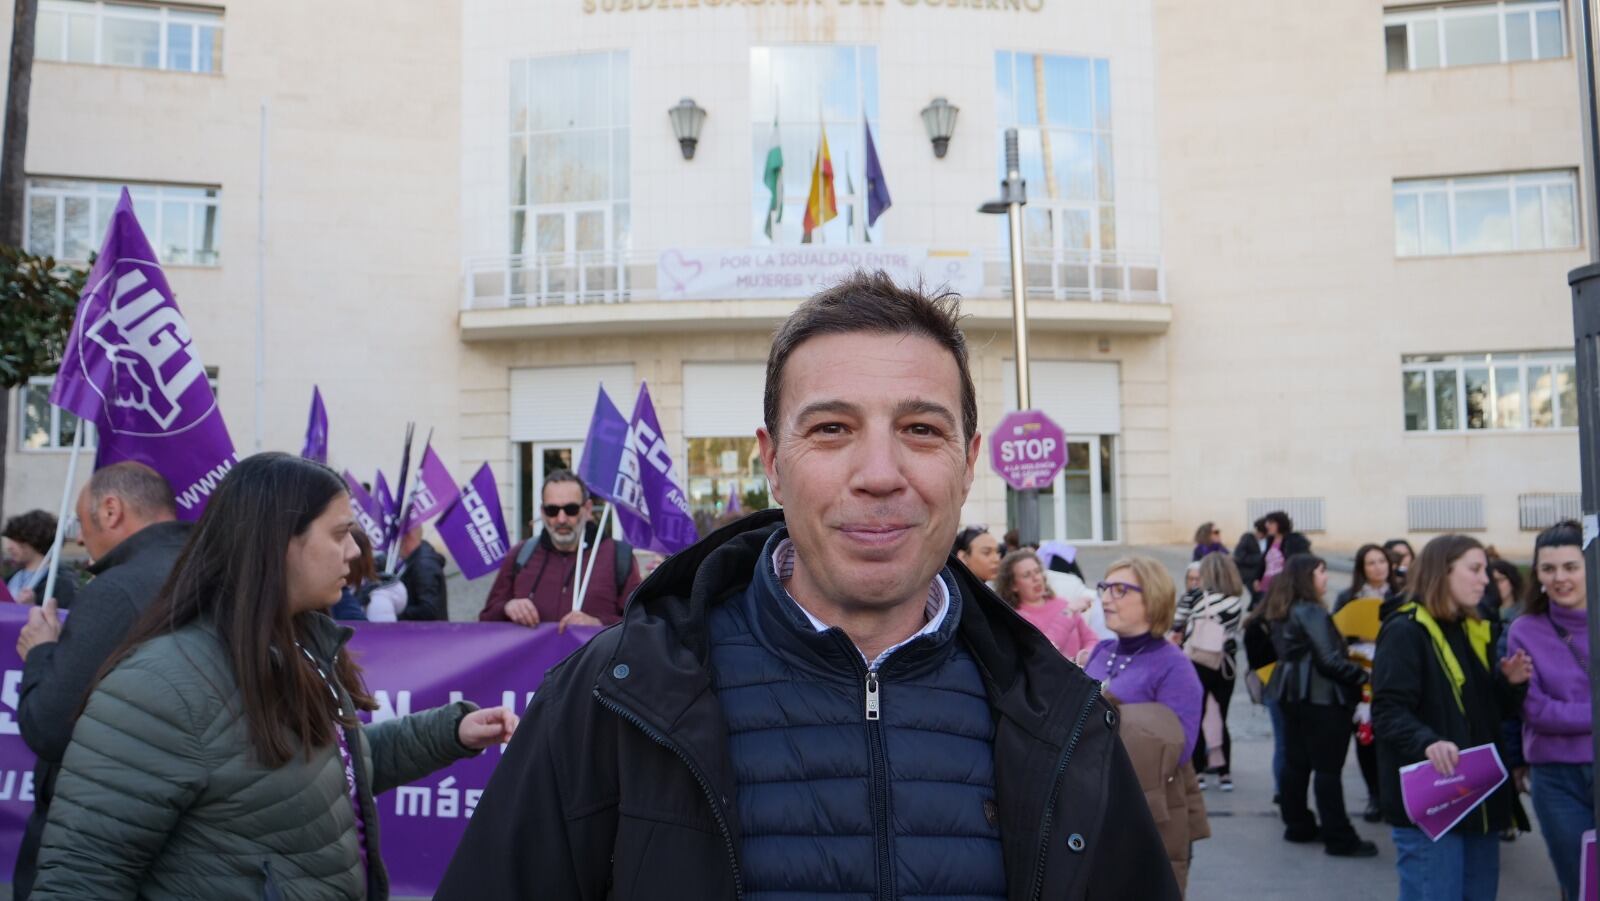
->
[1262,553,1379,858]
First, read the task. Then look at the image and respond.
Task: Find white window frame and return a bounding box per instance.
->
[25,177,222,266]
[1386,1,1565,70]
[1394,170,1578,257]
[37,0,223,73]
[16,376,96,453]
[1401,351,1576,433]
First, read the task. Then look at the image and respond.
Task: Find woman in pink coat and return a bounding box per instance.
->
[997,549,1098,660]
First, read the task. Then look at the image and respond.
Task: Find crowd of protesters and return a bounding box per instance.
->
[0,271,1589,900]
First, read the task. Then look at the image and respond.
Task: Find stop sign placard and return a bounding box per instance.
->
[990,409,1067,490]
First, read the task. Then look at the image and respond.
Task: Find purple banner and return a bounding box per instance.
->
[50,189,237,520]
[0,605,596,898]
[622,383,699,555]
[402,446,460,534]
[1399,743,1508,841]
[302,386,329,464]
[343,471,386,542]
[436,463,510,580]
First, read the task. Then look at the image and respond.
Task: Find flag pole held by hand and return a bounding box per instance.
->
[575,503,615,613]
[41,426,87,607]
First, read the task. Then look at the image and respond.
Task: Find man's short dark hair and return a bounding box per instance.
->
[764,270,976,444]
[541,469,590,502]
[88,461,176,518]
[2,510,58,556]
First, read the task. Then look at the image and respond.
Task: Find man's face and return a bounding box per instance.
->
[541,481,591,552]
[75,486,114,562]
[759,331,979,614]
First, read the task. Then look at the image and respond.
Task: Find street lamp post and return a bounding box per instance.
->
[980,128,1040,546]
[1566,0,1600,840]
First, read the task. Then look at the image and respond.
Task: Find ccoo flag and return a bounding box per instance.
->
[436,463,510,580]
[343,471,386,542]
[302,386,328,464]
[620,383,699,555]
[50,189,237,520]
[401,445,460,534]
[864,119,892,226]
[374,471,399,548]
[577,385,655,551]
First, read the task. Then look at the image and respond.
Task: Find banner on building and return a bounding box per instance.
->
[656,246,983,301]
[0,606,597,898]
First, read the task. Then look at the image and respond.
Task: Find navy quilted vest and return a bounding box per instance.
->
[707,530,1007,901]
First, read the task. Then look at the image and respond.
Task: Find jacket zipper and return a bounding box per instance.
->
[863,669,892,901]
[594,690,744,900]
[1027,685,1102,901]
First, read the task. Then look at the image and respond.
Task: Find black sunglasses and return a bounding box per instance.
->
[542,503,583,518]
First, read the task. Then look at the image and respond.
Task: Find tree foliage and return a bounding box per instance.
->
[0,245,86,389]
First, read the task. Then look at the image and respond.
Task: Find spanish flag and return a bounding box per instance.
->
[802,124,837,242]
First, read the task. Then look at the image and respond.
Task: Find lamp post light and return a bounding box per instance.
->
[979,127,1039,546]
[921,97,959,159]
[668,98,707,160]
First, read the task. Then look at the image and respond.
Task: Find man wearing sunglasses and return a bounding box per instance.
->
[477,469,641,631]
[443,272,1175,900]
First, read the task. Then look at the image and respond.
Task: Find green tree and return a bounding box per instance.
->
[0,245,87,511]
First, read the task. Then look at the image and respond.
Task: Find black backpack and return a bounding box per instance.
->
[510,532,634,593]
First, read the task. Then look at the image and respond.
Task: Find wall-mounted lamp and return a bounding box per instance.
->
[668,98,707,160]
[920,97,959,159]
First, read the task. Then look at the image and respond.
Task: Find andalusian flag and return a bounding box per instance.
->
[762,117,783,240]
[802,124,837,242]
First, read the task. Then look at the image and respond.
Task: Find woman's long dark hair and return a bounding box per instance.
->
[96,453,376,768]
[1347,543,1393,600]
[1524,520,1582,617]
[1256,553,1326,623]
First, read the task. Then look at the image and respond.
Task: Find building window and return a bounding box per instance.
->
[1394,170,1578,256]
[20,370,219,451]
[749,45,881,245]
[685,437,769,534]
[37,0,223,73]
[994,51,1115,257]
[1402,351,1576,432]
[26,178,221,265]
[1386,1,1564,71]
[509,51,629,300]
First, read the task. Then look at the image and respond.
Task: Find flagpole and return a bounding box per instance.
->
[383,422,417,575]
[575,502,614,613]
[254,99,268,453]
[40,425,86,606]
[394,429,432,549]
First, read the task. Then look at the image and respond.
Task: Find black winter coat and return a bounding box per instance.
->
[1265,602,1366,707]
[13,520,191,898]
[1371,609,1525,832]
[435,510,1178,901]
[1232,533,1265,589]
[398,539,447,620]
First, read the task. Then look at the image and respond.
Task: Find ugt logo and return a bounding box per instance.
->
[79,262,210,435]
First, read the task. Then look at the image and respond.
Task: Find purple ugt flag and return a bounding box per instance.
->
[864,120,892,227]
[302,386,328,464]
[402,445,460,533]
[343,471,386,543]
[375,471,399,547]
[49,188,237,520]
[436,463,510,580]
[621,382,699,555]
[577,386,655,552]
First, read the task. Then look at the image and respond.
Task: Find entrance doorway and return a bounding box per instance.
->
[1008,434,1117,543]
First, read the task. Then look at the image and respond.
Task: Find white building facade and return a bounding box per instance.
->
[2,0,1585,561]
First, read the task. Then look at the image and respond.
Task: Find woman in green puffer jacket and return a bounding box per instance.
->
[30,453,520,900]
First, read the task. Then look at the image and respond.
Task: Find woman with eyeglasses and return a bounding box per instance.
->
[952,525,1001,585]
[1506,521,1591,901]
[1079,556,1207,893]
[29,453,520,900]
[996,549,1097,660]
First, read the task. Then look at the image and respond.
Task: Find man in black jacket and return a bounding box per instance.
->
[11,462,189,898]
[438,272,1175,900]
[397,525,448,620]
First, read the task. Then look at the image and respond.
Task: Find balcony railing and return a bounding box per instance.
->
[462,248,1164,311]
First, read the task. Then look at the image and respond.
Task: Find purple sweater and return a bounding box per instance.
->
[1084,633,1204,759]
[1507,605,1593,765]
